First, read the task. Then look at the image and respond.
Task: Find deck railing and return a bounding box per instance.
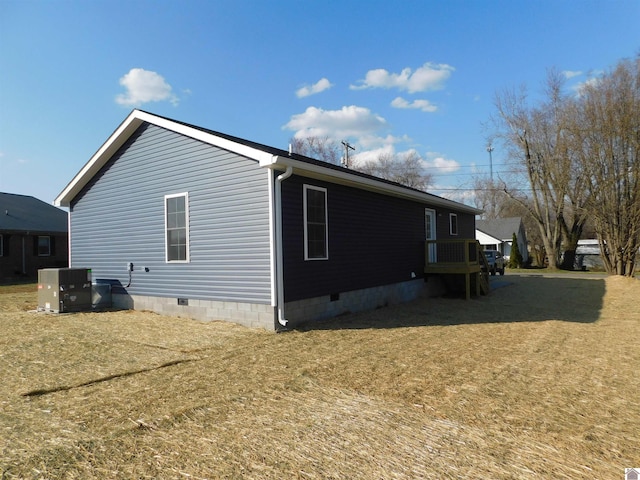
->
[425,239,481,268]
[424,239,491,299]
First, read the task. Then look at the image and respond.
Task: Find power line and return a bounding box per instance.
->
[428,169,527,178]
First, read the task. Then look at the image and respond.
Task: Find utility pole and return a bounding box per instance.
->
[341,141,355,168]
[486,144,494,181]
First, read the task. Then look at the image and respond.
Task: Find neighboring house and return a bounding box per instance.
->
[575,239,640,271]
[0,192,68,280]
[574,239,604,270]
[55,110,482,330]
[476,217,529,264]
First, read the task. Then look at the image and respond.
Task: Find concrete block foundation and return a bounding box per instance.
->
[111,276,445,331]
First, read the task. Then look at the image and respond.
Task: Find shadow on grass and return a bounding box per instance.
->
[294,275,606,331]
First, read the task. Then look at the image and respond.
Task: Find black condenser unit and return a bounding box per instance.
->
[37,268,92,313]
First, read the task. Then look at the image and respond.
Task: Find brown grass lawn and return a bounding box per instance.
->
[1,275,639,479]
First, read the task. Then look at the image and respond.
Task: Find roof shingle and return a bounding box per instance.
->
[0,192,68,233]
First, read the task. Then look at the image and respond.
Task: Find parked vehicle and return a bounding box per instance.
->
[483,249,505,276]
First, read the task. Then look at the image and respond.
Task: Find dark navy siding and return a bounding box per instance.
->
[70,123,272,303]
[281,175,423,302]
[281,175,477,302]
[436,210,476,239]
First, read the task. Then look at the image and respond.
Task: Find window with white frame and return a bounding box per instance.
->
[165,193,189,262]
[37,236,51,256]
[449,213,458,236]
[304,185,328,260]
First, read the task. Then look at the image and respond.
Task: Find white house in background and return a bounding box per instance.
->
[476,217,529,263]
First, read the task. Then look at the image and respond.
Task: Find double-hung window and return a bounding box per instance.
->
[37,236,51,256]
[165,193,189,262]
[304,185,328,260]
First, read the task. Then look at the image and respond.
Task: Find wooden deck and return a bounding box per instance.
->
[424,239,490,299]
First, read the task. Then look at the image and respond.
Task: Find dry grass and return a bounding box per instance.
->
[1,275,639,479]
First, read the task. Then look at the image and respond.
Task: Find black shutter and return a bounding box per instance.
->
[3,235,10,256]
[50,236,56,256]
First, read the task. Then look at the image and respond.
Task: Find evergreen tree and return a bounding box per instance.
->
[509,233,524,268]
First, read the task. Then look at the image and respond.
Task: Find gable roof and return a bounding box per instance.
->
[0,192,68,233]
[475,229,502,244]
[55,109,482,215]
[476,217,523,241]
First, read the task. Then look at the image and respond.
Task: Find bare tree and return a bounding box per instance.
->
[356,150,433,191]
[470,174,545,266]
[492,70,591,269]
[290,136,343,165]
[572,58,640,276]
[290,136,433,190]
[470,175,511,219]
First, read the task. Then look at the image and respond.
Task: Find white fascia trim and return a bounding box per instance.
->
[261,155,483,215]
[142,111,274,163]
[476,229,501,244]
[55,110,274,207]
[55,110,143,206]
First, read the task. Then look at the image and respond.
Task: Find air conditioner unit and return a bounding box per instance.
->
[38,268,92,313]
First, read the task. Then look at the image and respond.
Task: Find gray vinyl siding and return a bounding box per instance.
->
[69,123,272,304]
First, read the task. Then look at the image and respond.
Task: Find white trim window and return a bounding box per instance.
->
[165,192,190,262]
[303,184,328,260]
[449,213,458,236]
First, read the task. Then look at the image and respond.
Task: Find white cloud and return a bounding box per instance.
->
[391,96,438,112]
[350,62,454,93]
[283,105,388,139]
[284,106,413,164]
[352,145,396,165]
[353,147,435,170]
[295,78,333,98]
[357,133,409,150]
[438,188,477,204]
[423,152,461,173]
[116,68,178,106]
[571,75,603,95]
[562,70,583,79]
